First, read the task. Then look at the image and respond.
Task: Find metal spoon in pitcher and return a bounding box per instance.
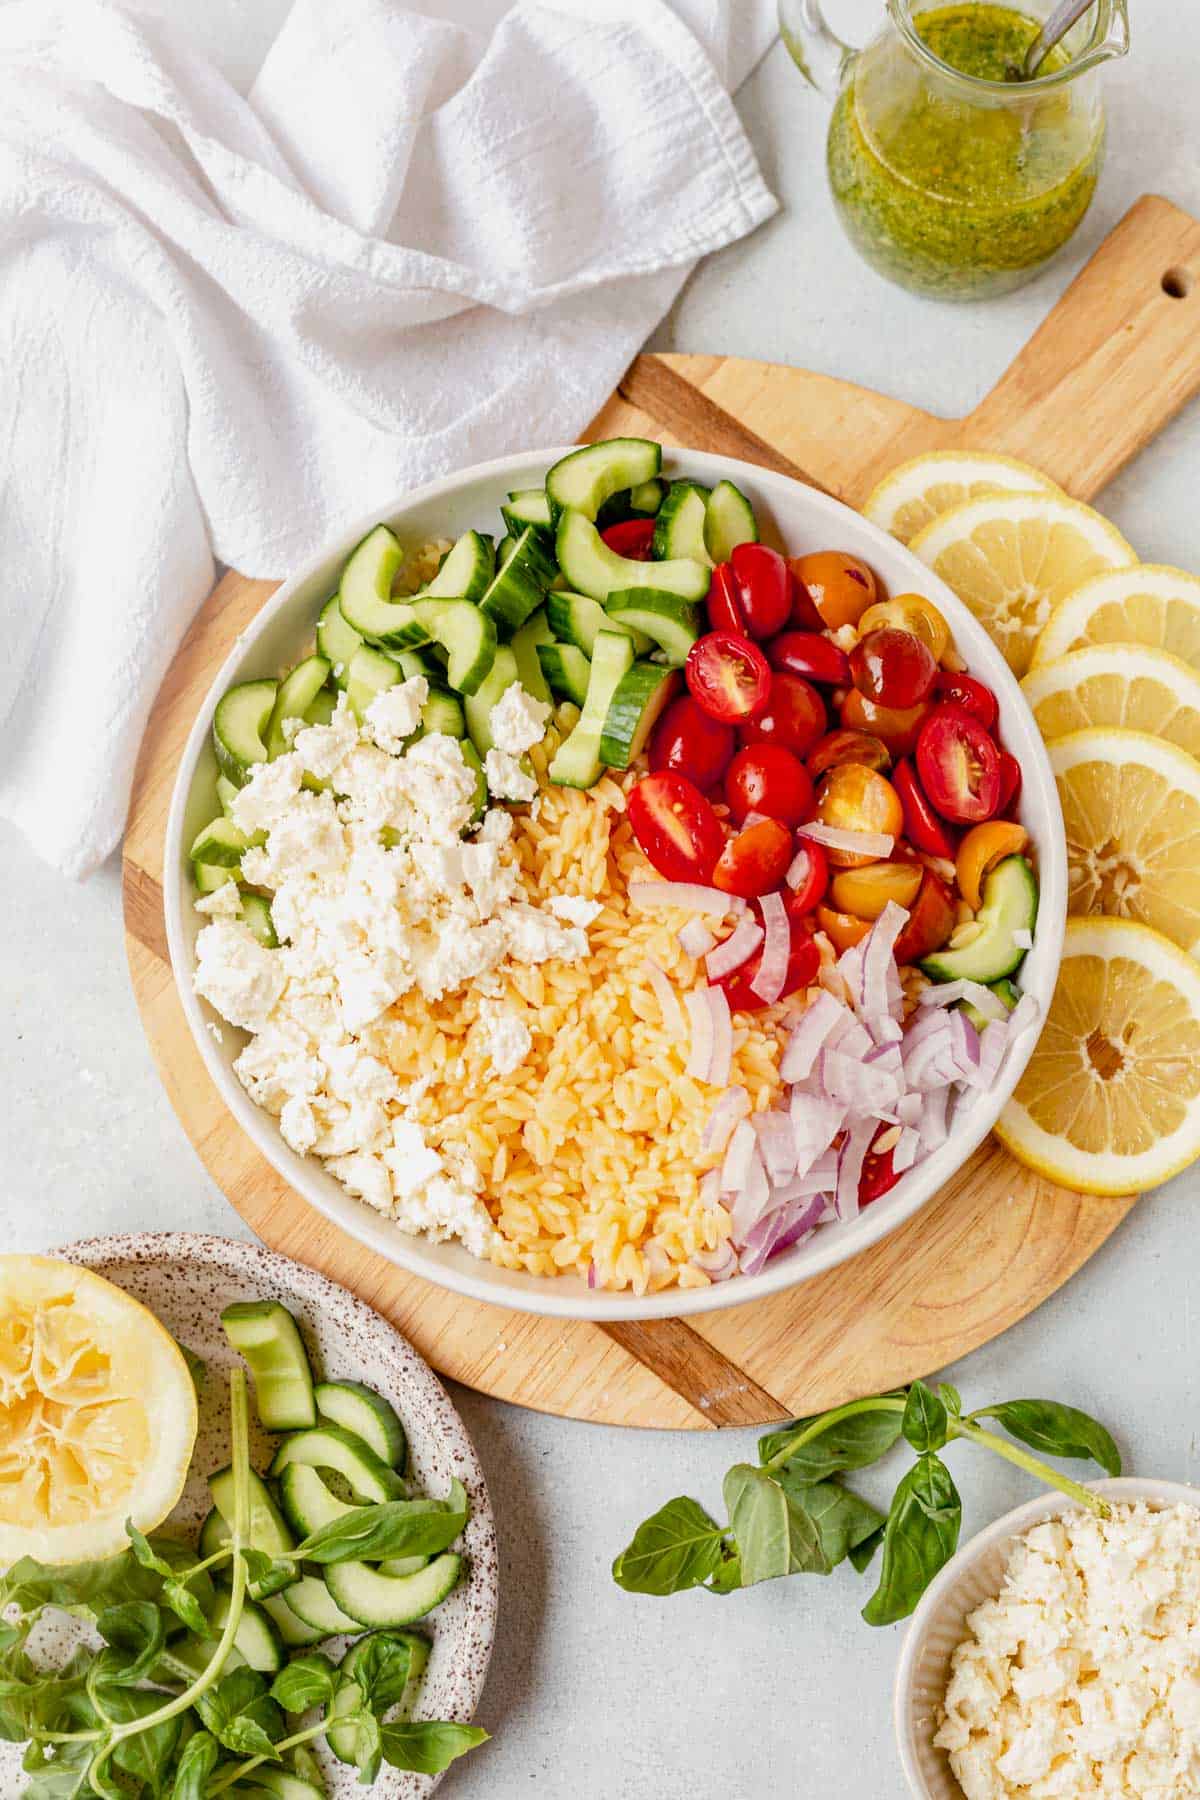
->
[1009,0,1100,78]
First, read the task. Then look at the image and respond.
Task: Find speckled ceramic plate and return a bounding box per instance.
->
[0,1231,497,1798]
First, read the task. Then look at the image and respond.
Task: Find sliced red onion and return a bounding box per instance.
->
[702,1086,750,1155]
[642,959,685,1034]
[790,1092,846,1171]
[740,1193,825,1275]
[903,1014,956,1090]
[897,1091,923,1128]
[1008,993,1041,1038]
[919,978,1008,1023]
[892,1127,920,1173]
[730,1145,772,1242]
[836,1116,877,1221]
[771,1151,837,1199]
[698,1168,724,1210]
[629,881,746,917]
[798,821,894,858]
[587,1260,597,1290]
[755,1110,797,1181]
[827,1011,873,1061]
[708,985,733,1088]
[1012,927,1034,950]
[975,1016,1009,1088]
[918,1083,950,1151]
[786,846,818,890]
[706,919,763,979]
[821,1049,902,1115]
[684,987,715,1081]
[678,918,716,958]
[721,1117,757,1194]
[859,901,910,1029]
[751,891,792,1003]
[781,990,846,1082]
[693,1242,739,1281]
[948,1007,981,1080]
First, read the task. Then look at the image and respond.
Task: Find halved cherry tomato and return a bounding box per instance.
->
[707,561,749,635]
[725,744,813,829]
[766,630,852,686]
[649,695,735,792]
[712,818,793,898]
[997,750,1022,816]
[934,669,998,730]
[816,903,871,952]
[790,551,878,630]
[815,764,904,866]
[686,631,771,723]
[784,559,825,629]
[955,820,1029,910]
[600,517,655,560]
[893,758,956,859]
[807,728,892,780]
[916,706,1002,824]
[850,627,937,709]
[782,839,829,916]
[840,688,930,756]
[893,871,956,963]
[859,1146,899,1207]
[859,595,951,663]
[728,542,793,639]
[739,671,826,757]
[829,859,923,921]
[717,915,820,1012]
[627,771,724,884]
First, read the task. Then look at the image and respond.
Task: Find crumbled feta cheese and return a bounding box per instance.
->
[476,808,513,846]
[547,894,603,928]
[416,920,506,1002]
[365,677,428,753]
[194,881,243,918]
[501,903,587,965]
[401,734,480,840]
[476,1000,532,1075]
[489,682,551,755]
[384,1119,444,1192]
[229,755,303,836]
[279,1095,319,1154]
[256,791,346,884]
[484,748,537,804]
[194,920,287,1033]
[326,1150,393,1215]
[292,696,360,781]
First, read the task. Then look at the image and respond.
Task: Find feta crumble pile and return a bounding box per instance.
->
[192,683,594,1259]
[936,1500,1200,1798]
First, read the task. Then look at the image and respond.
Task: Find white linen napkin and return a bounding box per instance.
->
[0,0,776,877]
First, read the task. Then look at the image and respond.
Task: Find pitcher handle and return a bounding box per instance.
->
[778,0,856,96]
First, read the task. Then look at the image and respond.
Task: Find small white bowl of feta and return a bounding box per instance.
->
[895,1476,1200,1799]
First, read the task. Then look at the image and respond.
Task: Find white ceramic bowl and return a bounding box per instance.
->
[894,1475,1200,1799]
[165,446,1066,1321]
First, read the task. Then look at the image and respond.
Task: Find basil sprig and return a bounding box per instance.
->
[613,1379,1120,1624]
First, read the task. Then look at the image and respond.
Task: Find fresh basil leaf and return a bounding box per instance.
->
[902,1380,949,1455]
[1,1549,167,1619]
[296,1489,468,1567]
[161,1579,210,1638]
[270,1652,338,1716]
[380,1720,489,1775]
[758,1398,906,1486]
[74,1748,127,1800]
[170,1729,222,1800]
[975,1400,1121,1477]
[344,1632,415,1715]
[778,1477,887,1570]
[195,1665,284,1760]
[289,1742,326,1789]
[0,1623,24,1654]
[938,1383,962,1417]
[611,1497,728,1596]
[724,1465,828,1586]
[91,1600,168,1686]
[703,1549,743,1596]
[20,1735,96,1800]
[102,1685,183,1790]
[343,1702,382,1785]
[862,1453,961,1626]
[126,1523,177,1581]
[847,1523,886,1574]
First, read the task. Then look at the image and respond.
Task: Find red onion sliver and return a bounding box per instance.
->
[730,1146,772,1242]
[1012,927,1034,950]
[786,846,817,890]
[752,891,792,1003]
[629,881,747,917]
[919,978,1007,1022]
[693,1242,739,1281]
[918,1083,950,1151]
[822,1049,902,1114]
[708,986,733,1088]
[892,1127,920,1173]
[642,959,685,1034]
[706,919,763,980]
[702,1086,750,1155]
[781,989,845,1082]
[798,821,894,858]
[836,1116,877,1221]
[684,987,715,1081]
[721,1118,757,1193]
[755,1110,797,1180]
[860,901,909,1028]
[1009,993,1040,1037]
[678,918,716,958]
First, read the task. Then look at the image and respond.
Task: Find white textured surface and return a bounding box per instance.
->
[6,1,1200,1794]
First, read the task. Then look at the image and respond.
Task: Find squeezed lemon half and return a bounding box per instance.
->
[0,1258,198,1566]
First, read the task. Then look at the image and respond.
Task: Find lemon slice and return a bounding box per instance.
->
[1029,564,1200,669]
[1021,644,1200,757]
[0,1258,198,1565]
[863,451,1060,544]
[1048,728,1200,957]
[909,494,1136,675]
[997,917,1200,1194]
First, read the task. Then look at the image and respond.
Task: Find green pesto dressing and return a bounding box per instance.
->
[828,4,1104,299]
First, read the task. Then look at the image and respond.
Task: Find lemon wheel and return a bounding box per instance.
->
[863,451,1060,544]
[1030,565,1200,669]
[997,918,1200,1194]
[1020,644,1200,757]
[0,1257,198,1565]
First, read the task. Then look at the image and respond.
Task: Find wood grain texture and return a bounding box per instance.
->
[121,196,1195,1429]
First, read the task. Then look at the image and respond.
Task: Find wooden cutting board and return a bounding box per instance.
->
[123,195,1200,1431]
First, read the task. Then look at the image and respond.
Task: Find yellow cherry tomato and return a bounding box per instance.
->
[955,821,1029,910]
[829,859,924,921]
[790,551,879,630]
[816,903,872,952]
[858,594,952,664]
[815,763,905,867]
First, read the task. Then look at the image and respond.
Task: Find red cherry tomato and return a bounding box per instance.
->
[767,630,852,687]
[893,759,956,859]
[706,561,749,635]
[893,871,956,963]
[916,706,1002,824]
[935,670,998,730]
[859,1146,899,1207]
[840,688,929,756]
[729,542,793,639]
[724,744,813,829]
[782,838,829,916]
[850,627,937,709]
[648,696,735,792]
[997,750,1022,816]
[717,913,820,1012]
[627,771,725,884]
[600,517,655,560]
[807,728,892,780]
[739,672,826,757]
[686,632,771,724]
[712,818,793,898]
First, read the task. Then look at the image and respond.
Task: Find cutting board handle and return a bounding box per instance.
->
[963,195,1200,502]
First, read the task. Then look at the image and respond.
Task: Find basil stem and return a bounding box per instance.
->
[952,1417,1109,1517]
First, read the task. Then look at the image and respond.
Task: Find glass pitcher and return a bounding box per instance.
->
[779,0,1130,299]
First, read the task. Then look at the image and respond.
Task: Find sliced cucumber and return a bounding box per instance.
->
[198,1506,227,1562]
[557,508,708,604]
[270,1425,406,1504]
[190,816,252,868]
[259,1588,326,1649]
[345,646,400,723]
[303,688,336,729]
[240,892,278,948]
[652,482,712,567]
[545,590,651,657]
[604,588,701,664]
[600,665,681,770]
[316,597,364,687]
[501,488,553,532]
[478,527,556,635]
[153,1633,245,1687]
[548,630,634,790]
[630,476,666,515]
[409,598,496,696]
[281,1573,362,1638]
[193,861,235,895]
[419,687,466,739]
[545,438,661,521]
[221,1300,316,1432]
[459,739,487,823]
[265,656,332,759]
[210,1590,285,1674]
[537,642,591,707]
[326,1630,430,1766]
[962,975,1021,1032]
[277,1462,357,1540]
[510,608,554,704]
[213,679,277,783]
[207,1466,295,1600]
[704,479,758,562]
[231,1772,324,1800]
[496,533,519,568]
[338,525,430,651]
[314,1381,406,1470]
[463,646,520,758]
[217,774,240,816]
[921,856,1038,984]
[378,1555,429,1579]
[420,530,494,602]
[324,1553,462,1630]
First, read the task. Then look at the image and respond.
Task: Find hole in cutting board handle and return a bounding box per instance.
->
[1162,267,1194,299]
